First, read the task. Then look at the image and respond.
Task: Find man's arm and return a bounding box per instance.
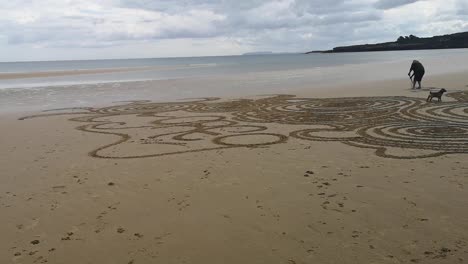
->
[408,63,414,76]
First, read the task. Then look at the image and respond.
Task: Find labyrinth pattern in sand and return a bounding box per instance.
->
[20,91,468,159]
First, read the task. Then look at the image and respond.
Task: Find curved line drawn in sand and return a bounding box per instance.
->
[20,91,468,159]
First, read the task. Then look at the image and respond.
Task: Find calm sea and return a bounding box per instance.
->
[1,49,467,89]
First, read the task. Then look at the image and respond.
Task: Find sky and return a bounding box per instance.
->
[0,0,467,61]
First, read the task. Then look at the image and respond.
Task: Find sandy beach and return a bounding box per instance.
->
[1,70,468,264]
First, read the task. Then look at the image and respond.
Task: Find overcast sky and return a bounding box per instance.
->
[1,0,467,61]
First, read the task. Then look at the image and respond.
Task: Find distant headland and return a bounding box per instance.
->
[306,31,468,53]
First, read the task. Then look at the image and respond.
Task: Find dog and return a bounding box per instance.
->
[427,88,447,102]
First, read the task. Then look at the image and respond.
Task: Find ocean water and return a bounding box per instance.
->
[1,49,468,113]
[1,49,468,90]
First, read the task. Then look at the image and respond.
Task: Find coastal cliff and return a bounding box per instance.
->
[307,31,468,53]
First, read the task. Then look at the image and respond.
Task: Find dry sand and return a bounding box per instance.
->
[1,72,468,264]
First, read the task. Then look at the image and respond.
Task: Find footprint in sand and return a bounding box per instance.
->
[61,232,74,241]
[52,185,66,192]
[107,204,118,210]
[201,169,211,179]
[167,195,191,211]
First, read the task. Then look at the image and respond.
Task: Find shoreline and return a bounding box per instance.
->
[0,64,217,80]
[0,67,153,80]
[1,69,468,115]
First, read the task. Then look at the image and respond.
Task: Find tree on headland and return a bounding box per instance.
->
[397,35,420,43]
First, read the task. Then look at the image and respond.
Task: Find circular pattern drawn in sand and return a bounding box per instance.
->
[351,122,468,157]
[19,91,468,159]
[96,101,198,115]
[406,103,468,123]
[154,116,226,125]
[213,133,287,147]
[186,99,254,113]
[235,97,423,127]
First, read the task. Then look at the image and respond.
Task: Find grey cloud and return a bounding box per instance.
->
[457,0,468,15]
[313,11,382,26]
[1,3,226,46]
[374,0,421,10]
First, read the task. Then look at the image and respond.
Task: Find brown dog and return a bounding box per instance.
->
[427,88,447,102]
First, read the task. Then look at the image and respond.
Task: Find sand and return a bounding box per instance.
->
[0,67,154,80]
[0,65,214,80]
[1,72,468,264]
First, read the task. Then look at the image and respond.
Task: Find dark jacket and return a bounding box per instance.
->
[410,61,425,75]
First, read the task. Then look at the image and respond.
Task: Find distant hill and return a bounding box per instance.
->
[306,31,468,53]
[242,51,274,55]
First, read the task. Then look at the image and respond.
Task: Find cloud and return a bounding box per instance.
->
[457,0,468,15]
[0,0,466,61]
[0,0,225,47]
[374,0,421,10]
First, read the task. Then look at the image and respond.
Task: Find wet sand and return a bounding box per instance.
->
[0,67,155,80]
[0,64,214,80]
[1,72,468,264]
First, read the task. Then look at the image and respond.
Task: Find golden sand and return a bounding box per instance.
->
[1,73,468,264]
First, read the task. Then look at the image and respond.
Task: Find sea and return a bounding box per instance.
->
[1,49,468,89]
[1,49,467,112]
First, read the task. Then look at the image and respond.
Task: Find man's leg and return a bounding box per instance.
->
[418,81,421,89]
